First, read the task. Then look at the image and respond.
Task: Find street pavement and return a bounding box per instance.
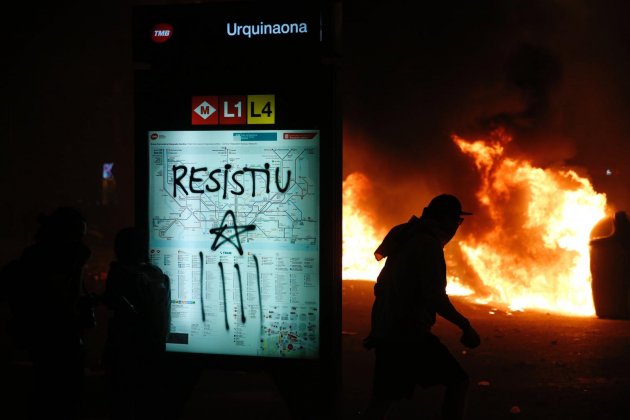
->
[342,280,630,419]
[1,280,629,419]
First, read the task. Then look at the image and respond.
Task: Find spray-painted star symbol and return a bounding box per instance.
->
[209,210,255,255]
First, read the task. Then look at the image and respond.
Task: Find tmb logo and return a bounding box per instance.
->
[151,23,173,43]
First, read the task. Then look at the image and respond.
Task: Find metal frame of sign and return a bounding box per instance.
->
[133,0,341,413]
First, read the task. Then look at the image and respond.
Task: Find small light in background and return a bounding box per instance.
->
[102,163,116,206]
[605,169,613,176]
[103,163,114,180]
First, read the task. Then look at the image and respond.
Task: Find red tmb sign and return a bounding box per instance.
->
[192,96,218,125]
[151,23,173,43]
[219,96,247,125]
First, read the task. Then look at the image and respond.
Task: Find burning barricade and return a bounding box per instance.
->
[344,128,619,318]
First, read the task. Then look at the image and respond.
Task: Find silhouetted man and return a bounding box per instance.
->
[103,227,170,420]
[8,207,91,420]
[363,194,481,419]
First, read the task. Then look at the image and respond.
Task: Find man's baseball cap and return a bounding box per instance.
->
[426,194,473,218]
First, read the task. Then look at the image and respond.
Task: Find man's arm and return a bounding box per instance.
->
[436,293,481,349]
[411,236,470,329]
[435,293,470,330]
[415,236,481,348]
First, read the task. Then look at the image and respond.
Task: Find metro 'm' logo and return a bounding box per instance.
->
[192,96,219,125]
[195,102,216,119]
[151,23,174,43]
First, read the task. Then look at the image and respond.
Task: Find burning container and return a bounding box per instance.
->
[589,211,630,319]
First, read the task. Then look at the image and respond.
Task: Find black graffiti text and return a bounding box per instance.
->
[173,163,291,198]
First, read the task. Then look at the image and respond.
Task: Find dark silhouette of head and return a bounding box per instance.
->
[114,227,147,264]
[422,194,472,244]
[36,207,86,243]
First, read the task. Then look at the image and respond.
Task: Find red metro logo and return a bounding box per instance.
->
[151,23,173,44]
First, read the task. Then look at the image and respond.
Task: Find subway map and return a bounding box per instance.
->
[148,130,320,358]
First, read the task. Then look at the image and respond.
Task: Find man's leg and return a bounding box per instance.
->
[363,343,409,419]
[420,335,470,420]
[442,376,469,420]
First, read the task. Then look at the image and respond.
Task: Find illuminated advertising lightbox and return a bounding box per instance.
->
[148,129,320,358]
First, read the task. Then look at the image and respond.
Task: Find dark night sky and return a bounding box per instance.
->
[343,0,630,232]
[3,0,630,263]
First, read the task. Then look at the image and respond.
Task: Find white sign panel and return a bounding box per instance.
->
[148,130,320,358]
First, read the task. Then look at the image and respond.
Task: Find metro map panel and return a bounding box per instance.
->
[148,130,320,358]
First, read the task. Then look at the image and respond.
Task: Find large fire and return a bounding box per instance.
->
[343,129,609,316]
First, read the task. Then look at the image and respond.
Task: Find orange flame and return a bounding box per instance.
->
[454,129,608,316]
[342,173,385,280]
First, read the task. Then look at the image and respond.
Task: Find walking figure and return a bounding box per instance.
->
[364,194,481,419]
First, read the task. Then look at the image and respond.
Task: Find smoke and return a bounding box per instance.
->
[343,124,475,232]
[483,44,562,134]
[344,0,630,232]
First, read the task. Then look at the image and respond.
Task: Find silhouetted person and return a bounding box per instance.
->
[363,194,481,419]
[6,207,91,419]
[103,227,170,420]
